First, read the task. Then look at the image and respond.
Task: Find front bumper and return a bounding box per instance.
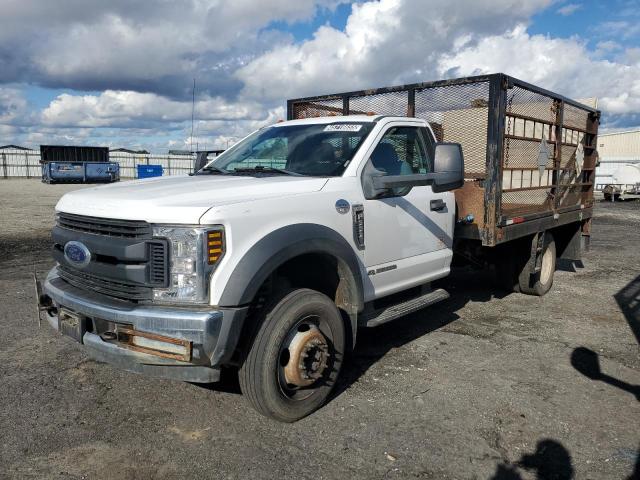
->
[42,268,248,383]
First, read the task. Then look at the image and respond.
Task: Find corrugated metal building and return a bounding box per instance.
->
[0,144,41,178]
[596,129,640,188]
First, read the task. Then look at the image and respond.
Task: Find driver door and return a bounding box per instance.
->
[361,124,453,298]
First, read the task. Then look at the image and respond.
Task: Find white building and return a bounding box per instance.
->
[596,129,640,188]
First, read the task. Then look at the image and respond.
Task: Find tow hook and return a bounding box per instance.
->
[101,331,117,341]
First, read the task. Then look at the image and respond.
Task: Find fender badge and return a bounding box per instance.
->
[335,199,350,214]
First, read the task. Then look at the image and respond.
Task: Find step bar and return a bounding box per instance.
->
[361,288,450,328]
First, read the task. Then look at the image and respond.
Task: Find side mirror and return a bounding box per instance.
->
[432,142,464,193]
[365,142,465,198]
[193,152,210,173]
[193,150,226,174]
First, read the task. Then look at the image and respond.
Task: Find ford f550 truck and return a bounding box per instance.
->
[37,74,600,422]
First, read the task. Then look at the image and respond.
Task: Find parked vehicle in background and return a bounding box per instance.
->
[602,164,640,201]
[40,145,120,184]
[37,74,599,422]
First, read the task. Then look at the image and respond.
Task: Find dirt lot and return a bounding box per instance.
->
[0,179,638,479]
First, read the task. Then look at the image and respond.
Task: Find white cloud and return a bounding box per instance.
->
[40,90,274,127]
[0,87,30,124]
[236,0,639,128]
[438,25,640,116]
[0,0,345,97]
[2,0,640,150]
[557,3,581,16]
[34,89,284,151]
[237,0,554,101]
[598,21,640,41]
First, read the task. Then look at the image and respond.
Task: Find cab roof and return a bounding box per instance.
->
[273,114,384,127]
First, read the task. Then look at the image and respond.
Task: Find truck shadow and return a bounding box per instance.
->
[333,266,508,401]
[202,266,509,399]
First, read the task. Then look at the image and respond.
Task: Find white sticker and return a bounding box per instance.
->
[324,124,363,132]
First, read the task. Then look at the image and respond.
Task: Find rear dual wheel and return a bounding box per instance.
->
[496,232,556,296]
[518,234,556,296]
[239,289,345,422]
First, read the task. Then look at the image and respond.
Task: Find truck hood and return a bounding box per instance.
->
[56,174,329,223]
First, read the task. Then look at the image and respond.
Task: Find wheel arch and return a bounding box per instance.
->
[218,224,364,345]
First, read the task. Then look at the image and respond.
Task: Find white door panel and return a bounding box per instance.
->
[361,123,455,299]
[367,249,451,299]
[364,188,452,265]
[364,188,454,298]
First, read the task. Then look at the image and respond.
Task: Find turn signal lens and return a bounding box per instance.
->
[207,230,224,264]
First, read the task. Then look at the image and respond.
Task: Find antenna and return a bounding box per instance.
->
[190,78,196,154]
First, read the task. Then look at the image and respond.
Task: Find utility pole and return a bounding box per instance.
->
[190,78,195,153]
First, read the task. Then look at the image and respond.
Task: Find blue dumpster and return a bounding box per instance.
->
[137,164,163,179]
[40,145,119,184]
[42,162,120,183]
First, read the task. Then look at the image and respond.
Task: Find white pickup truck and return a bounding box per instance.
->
[38,74,599,421]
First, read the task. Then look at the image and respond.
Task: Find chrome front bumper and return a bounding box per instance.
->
[42,268,248,383]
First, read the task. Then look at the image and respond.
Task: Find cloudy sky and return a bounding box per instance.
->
[1,0,639,152]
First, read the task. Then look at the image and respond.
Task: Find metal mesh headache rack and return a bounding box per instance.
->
[287,73,600,246]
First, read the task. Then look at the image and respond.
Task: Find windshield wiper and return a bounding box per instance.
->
[193,165,229,175]
[231,166,303,176]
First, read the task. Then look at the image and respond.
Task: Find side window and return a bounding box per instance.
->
[369,126,431,176]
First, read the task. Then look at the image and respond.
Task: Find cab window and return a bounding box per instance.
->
[369,126,432,176]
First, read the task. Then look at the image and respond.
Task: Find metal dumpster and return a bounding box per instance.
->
[40,145,120,184]
[42,162,120,183]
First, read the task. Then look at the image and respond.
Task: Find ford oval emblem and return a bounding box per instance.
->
[335,199,350,214]
[64,241,91,268]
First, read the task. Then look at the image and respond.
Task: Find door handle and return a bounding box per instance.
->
[430,199,446,211]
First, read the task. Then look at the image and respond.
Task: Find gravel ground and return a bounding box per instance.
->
[0,179,638,479]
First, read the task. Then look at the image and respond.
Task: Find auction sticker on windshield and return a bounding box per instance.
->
[324,124,363,132]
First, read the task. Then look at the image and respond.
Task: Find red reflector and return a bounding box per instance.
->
[512,217,525,224]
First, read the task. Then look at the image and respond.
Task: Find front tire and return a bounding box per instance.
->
[239,289,346,422]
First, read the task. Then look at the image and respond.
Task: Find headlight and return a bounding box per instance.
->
[151,225,225,304]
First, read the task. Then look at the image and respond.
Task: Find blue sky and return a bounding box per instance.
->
[530,0,640,52]
[1,0,639,152]
[268,2,353,41]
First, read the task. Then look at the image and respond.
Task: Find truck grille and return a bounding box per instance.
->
[58,266,153,301]
[57,212,152,239]
[54,213,168,302]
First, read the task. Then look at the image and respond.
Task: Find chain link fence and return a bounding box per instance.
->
[0,150,197,179]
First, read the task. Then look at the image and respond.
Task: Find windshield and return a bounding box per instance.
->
[203,122,375,177]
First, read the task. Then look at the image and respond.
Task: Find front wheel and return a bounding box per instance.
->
[239,289,346,422]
